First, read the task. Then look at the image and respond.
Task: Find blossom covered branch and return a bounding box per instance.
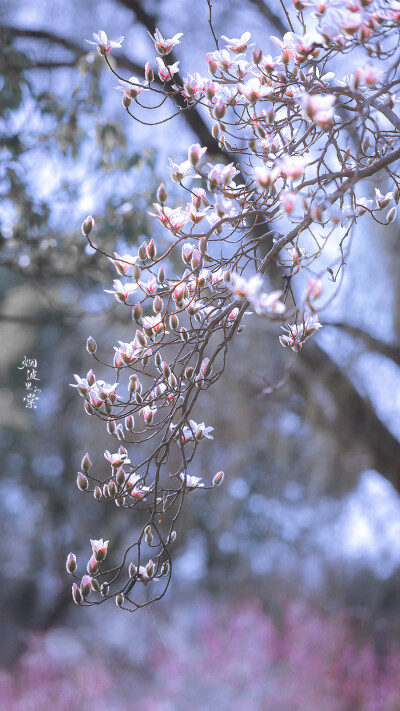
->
[68,0,400,611]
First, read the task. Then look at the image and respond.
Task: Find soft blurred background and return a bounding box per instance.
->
[1,0,400,709]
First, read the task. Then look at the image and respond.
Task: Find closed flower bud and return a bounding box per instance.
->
[132,302,142,321]
[133,264,141,282]
[122,94,132,109]
[116,593,124,607]
[80,575,92,597]
[212,470,224,487]
[148,238,157,259]
[158,265,165,283]
[72,583,82,604]
[153,294,163,313]
[185,366,194,380]
[138,241,148,261]
[83,400,94,415]
[135,330,146,347]
[100,582,109,596]
[145,61,154,83]
[66,552,77,574]
[81,215,94,236]
[77,472,88,491]
[212,122,219,139]
[160,561,169,576]
[252,44,263,65]
[214,98,226,120]
[125,415,135,431]
[108,480,117,496]
[180,327,189,342]
[107,419,116,435]
[387,206,397,223]
[87,555,99,575]
[91,578,100,592]
[86,336,97,354]
[162,361,170,378]
[168,373,177,388]
[157,182,168,203]
[93,486,101,500]
[146,559,154,577]
[128,562,137,578]
[81,452,92,473]
[145,526,153,544]
[116,467,126,485]
[168,530,177,543]
[169,313,179,330]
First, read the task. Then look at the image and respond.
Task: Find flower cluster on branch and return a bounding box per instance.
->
[67,0,400,611]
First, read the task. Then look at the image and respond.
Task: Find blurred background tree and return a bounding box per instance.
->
[2,1,400,707]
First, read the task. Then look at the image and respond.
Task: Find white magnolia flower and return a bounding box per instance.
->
[85,30,124,53]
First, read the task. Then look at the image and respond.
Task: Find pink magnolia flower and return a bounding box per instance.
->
[168,158,197,182]
[108,252,138,276]
[104,449,131,468]
[301,93,336,130]
[85,30,124,54]
[221,31,253,54]
[228,273,262,300]
[182,420,214,442]
[90,538,109,562]
[279,314,322,351]
[258,290,286,315]
[155,57,180,81]
[188,143,207,167]
[150,205,189,233]
[179,473,204,491]
[104,279,139,303]
[126,474,150,500]
[306,277,323,300]
[237,77,272,104]
[142,314,166,339]
[281,191,297,214]
[116,76,147,99]
[207,163,240,191]
[280,155,308,181]
[149,28,183,56]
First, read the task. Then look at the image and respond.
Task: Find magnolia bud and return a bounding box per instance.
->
[100,582,109,596]
[212,122,219,139]
[387,206,397,223]
[116,593,124,607]
[148,239,157,259]
[145,526,153,544]
[77,472,88,491]
[158,265,165,283]
[125,415,135,431]
[212,471,224,487]
[153,295,163,313]
[66,552,77,574]
[81,215,94,236]
[138,242,148,261]
[168,373,177,388]
[72,583,82,604]
[116,467,126,486]
[214,98,226,120]
[87,555,99,575]
[146,559,154,577]
[129,562,137,578]
[185,366,194,380]
[91,578,100,592]
[107,420,116,435]
[252,44,262,65]
[157,182,167,203]
[108,480,117,497]
[180,327,189,342]
[132,302,142,321]
[145,61,154,83]
[168,530,177,543]
[80,575,92,597]
[133,264,141,282]
[169,313,179,330]
[122,94,132,109]
[86,336,97,354]
[136,330,146,348]
[81,452,92,473]
[93,486,101,500]
[160,561,169,576]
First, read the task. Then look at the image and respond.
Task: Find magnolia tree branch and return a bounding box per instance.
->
[66,2,400,612]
